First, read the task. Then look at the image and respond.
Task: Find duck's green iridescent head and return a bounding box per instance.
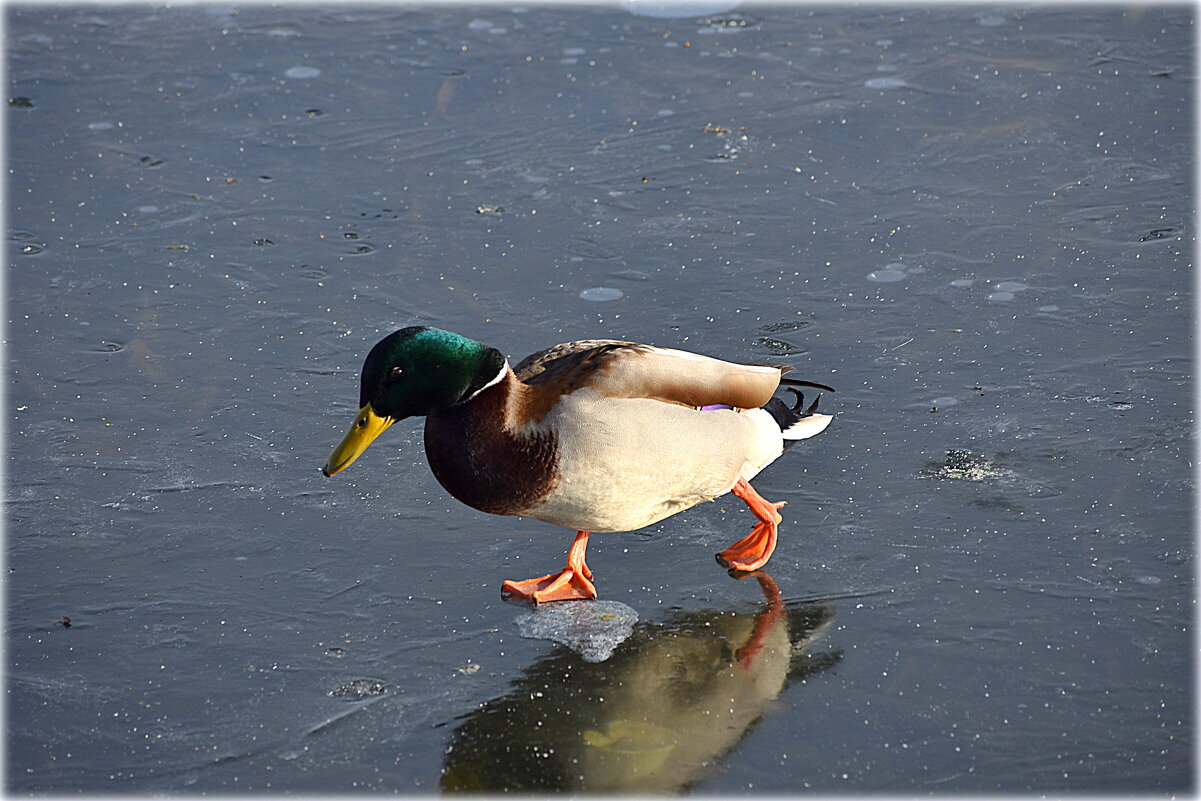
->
[322,327,505,477]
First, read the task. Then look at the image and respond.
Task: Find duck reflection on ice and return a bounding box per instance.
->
[441,573,841,793]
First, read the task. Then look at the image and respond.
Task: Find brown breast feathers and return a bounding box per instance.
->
[423,373,558,516]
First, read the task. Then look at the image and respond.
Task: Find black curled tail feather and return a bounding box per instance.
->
[762,389,824,448]
[780,377,837,393]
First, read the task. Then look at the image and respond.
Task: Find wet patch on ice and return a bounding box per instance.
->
[515,600,638,662]
[920,449,1060,500]
[327,679,388,700]
[924,449,1007,482]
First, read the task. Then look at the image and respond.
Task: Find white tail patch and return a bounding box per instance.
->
[782,413,833,441]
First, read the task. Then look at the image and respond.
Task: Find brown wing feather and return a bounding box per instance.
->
[512,340,786,422]
[512,340,645,383]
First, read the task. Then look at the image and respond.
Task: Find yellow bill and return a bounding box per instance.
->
[322,403,395,476]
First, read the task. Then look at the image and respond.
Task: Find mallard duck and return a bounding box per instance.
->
[322,327,833,604]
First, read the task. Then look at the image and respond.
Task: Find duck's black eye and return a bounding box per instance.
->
[389,366,404,381]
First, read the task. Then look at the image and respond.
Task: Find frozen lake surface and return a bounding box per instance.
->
[7,4,1193,793]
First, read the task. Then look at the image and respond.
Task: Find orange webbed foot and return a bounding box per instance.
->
[716,479,785,572]
[501,530,597,604]
[501,569,597,604]
[716,520,779,571]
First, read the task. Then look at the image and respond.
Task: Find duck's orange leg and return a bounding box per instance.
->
[501,530,598,604]
[717,479,786,572]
